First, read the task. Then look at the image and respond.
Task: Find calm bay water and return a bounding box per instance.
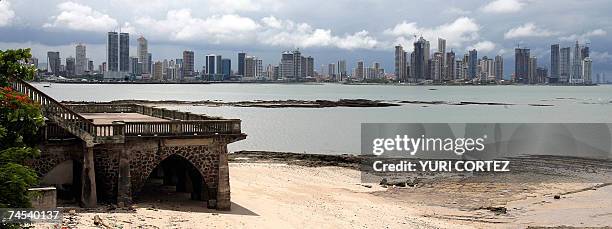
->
[34,83,612,154]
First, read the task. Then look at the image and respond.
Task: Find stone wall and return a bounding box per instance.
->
[93,145,121,201]
[128,139,222,199]
[34,141,82,176]
[36,137,230,209]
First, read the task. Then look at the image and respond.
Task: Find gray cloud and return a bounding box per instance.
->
[0,0,610,74]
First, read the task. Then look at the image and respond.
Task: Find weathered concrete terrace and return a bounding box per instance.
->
[10,78,246,210]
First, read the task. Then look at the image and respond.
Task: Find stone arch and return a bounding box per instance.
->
[39,159,83,200]
[130,144,220,201]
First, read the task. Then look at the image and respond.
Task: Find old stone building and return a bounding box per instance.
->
[11,79,245,210]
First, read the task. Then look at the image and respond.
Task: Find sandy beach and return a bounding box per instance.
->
[32,155,612,229]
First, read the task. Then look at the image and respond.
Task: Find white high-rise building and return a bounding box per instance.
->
[583,57,592,84]
[137,36,149,74]
[75,43,87,76]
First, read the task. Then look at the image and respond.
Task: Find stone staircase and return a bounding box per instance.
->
[10,78,96,146]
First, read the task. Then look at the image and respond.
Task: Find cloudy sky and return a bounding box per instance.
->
[0,0,611,75]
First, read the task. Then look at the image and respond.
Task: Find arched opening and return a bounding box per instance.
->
[137,155,208,203]
[40,160,83,203]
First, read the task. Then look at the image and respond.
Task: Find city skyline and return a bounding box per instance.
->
[0,0,610,75]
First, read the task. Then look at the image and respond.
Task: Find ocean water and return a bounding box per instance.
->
[34,83,612,154]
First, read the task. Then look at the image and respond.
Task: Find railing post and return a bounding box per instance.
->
[112,121,126,138]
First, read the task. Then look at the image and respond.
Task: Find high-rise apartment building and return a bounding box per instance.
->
[468,49,478,80]
[560,47,571,83]
[445,51,455,81]
[438,38,446,79]
[153,61,163,80]
[238,52,246,77]
[280,51,294,79]
[432,52,443,82]
[583,57,592,84]
[550,44,560,83]
[47,51,61,75]
[337,60,347,81]
[137,36,149,74]
[107,32,119,72]
[515,48,530,84]
[182,50,194,80]
[528,57,538,84]
[479,56,494,80]
[356,60,364,80]
[222,58,231,79]
[412,37,429,80]
[65,57,75,77]
[75,43,86,76]
[494,55,504,81]
[245,56,256,79]
[394,45,408,81]
[306,56,314,78]
[119,33,129,72]
[328,63,336,79]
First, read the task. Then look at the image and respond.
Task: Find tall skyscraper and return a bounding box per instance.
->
[47,51,61,75]
[130,57,141,75]
[279,49,305,80]
[153,61,163,80]
[412,37,429,80]
[479,56,494,80]
[468,49,478,80]
[88,60,93,73]
[328,63,336,79]
[107,32,119,72]
[550,44,560,83]
[119,33,129,72]
[394,45,407,81]
[494,55,504,81]
[572,41,583,81]
[583,57,592,84]
[206,54,220,76]
[147,53,152,75]
[292,49,302,80]
[137,36,149,74]
[238,52,246,77]
[256,58,263,78]
[306,56,314,78]
[356,60,364,80]
[280,51,294,79]
[514,48,530,84]
[337,60,347,81]
[75,44,86,76]
[438,38,446,79]
[432,52,443,82]
[445,51,455,81]
[528,57,538,84]
[65,57,75,77]
[221,58,231,80]
[536,67,547,84]
[560,47,571,83]
[182,50,194,80]
[245,56,256,79]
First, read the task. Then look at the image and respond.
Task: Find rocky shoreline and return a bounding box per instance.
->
[62,98,558,108]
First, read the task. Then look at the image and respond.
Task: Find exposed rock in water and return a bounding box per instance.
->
[63,99,400,108]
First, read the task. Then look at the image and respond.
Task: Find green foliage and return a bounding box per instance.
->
[0,49,42,213]
[0,48,36,87]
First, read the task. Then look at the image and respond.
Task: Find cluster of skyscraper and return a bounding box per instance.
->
[322,60,384,82]
[38,31,597,84]
[547,41,592,84]
[278,50,315,80]
[515,41,592,85]
[394,37,504,83]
